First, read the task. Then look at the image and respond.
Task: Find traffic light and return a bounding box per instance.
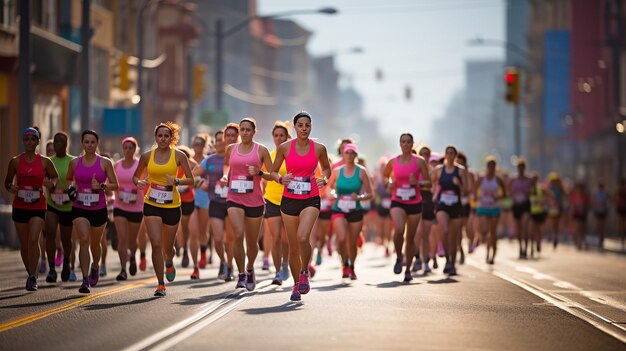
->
[119,54,130,91]
[192,64,206,100]
[504,67,520,104]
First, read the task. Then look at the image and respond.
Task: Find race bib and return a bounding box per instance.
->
[381,198,392,209]
[361,200,372,210]
[214,184,228,199]
[119,188,138,204]
[17,187,40,203]
[461,196,469,206]
[440,191,459,206]
[396,186,416,201]
[230,176,254,194]
[77,189,100,207]
[287,177,312,195]
[178,185,190,194]
[513,193,527,204]
[337,196,357,213]
[320,199,331,211]
[51,188,70,205]
[149,184,174,204]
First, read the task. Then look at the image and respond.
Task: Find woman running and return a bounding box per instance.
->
[327,143,373,280]
[546,172,565,249]
[113,137,144,281]
[221,118,273,291]
[191,134,211,269]
[570,182,589,250]
[375,157,393,257]
[415,146,435,273]
[592,181,609,249]
[175,146,199,278]
[509,159,532,258]
[529,172,548,257]
[269,111,331,301]
[133,122,194,296]
[5,127,59,291]
[474,156,506,264]
[66,130,119,293]
[382,133,430,282]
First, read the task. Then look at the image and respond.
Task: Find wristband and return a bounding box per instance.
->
[100,183,107,191]
[322,177,328,186]
[258,170,264,176]
[174,178,180,186]
[278,176,283,184]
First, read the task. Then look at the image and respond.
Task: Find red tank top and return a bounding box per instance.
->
[283,139,320,200]
[177,166,195,203]
[13,153,46,210]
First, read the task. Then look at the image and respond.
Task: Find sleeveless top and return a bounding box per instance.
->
[114,158,144,212]
[332,166,363,213]
[511,177,532,204]
[73,155,107,210]
[264,149,287,206]
[530,184,545,215]
[438,166,462,207]
[145,148,181,208]
[177,166,195,203]
[14,153,46,210]
[478,176,500,210]
[391,155,422,204]
[283,139,320,200]
[47,154,73,211]
[227,143,264,207]
[203,154,227,204]
[377,177,392,209]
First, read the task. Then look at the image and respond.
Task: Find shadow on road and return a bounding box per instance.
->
[0,293,24,302]
[239,301,304,315]
[2,283,59,293]
[83,296,160,310]
[367,281,415,288]
[312,282,352,292]
[0,295,81,309]
[427,277,459,284]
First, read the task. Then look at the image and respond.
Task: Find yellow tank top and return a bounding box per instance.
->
[264,149,287,205]
[145,147,181,208]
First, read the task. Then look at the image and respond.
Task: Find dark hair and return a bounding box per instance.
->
[293,111,312,125]
[214,130,224,140]
[456,152,467,163]
[224,123,240,135]
[445,145,458,156]
[272,121,292,139]
[81,129,100,142]
[54,131,69,141]
[337,138,354,155]
[419,145,431,155]
[239,117,257,130]
[399,133,414,143]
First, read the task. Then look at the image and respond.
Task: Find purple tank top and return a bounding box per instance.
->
[227,143,264,207]
[73,155,107,210]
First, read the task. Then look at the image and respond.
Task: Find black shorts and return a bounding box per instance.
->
[420,191,435,221]
[318,210,331,220]
[461,204,471,218]
[181,201,195,216]
[573,212,588,222]
[617,207,626,218]
[377,206,390,218]
[47,206,73,226]
[227,201,264,218]
[264,201,281,218]
[113,208,143,223]
[437,204,463,219]
[143,203,181,226]
[72,206,108,227]
[331,210,364,223]
[281,196,321,217]
[390,200,422,216]
[594,211,608,220]
[531,213,547,224]
[512,202,530,219]
[209,201,228,220]
[12,208,46,224]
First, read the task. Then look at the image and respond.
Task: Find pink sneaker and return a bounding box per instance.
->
[437,242,445,257]
[290,283,301,301]
[55,249,63,267]
[298,272,310,295]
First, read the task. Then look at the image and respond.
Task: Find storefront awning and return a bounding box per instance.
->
[31,26,81,85]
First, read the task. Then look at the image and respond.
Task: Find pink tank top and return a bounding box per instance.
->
[284,139,320,200]
[391,155,422,204]
[73,155,107,210]
[114,158,144,212]
[227,143,264,207]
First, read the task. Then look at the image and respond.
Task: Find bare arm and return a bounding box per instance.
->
[133,152,150,190]
[4,157,17,193]
[357,165,374,201]
[102,158,119,191]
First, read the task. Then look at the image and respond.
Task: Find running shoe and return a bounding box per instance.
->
[46,270,57,283]
[129,256,137,276]
[116,271,127,281]
[279,263,290,281]
[443,262,452,274]
[468,243,476,254]
[298,272,310,295]
[393,258,403,274]
[403,271,413,283]
[217,262,228,280]
[437,242,445,257]
[433,257,439,269]
[349,267,357,280]
[423,264,432,274]
[262,257,270,271]
[165,264,176,282]
[99,264,107,277]
[236,273,247,289]
[55,248,63,267]
[61,261,71,282]
[225,267,234,282]
[459,251,465,265]
[271,273,282,286]
[154,284,166,297]
[315,251,322,266]
[69,271,77,282]
[26,276,38,291]
[412,258,422,272]
[181,250,189,268]
[308,264,316,278]
[191,267,200,280]
[89,265,100,286]
[487,258,495,265]
[246,269,256,291]
[38,258,47,274]
[139,256,147,271]
[290,283,301,301]
[342,265,351,279]
[448,266,458,276]
[79,279,90,294]
[199,252,207,269]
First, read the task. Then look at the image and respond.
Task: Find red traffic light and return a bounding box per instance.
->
[504,72,515,83]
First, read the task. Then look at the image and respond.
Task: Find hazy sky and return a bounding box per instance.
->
[258,0,505,148]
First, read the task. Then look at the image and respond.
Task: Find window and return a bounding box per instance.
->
[0,0,16,29]
[91,47,110,103]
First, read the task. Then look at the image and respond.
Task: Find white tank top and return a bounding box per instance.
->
[478,176,500,209]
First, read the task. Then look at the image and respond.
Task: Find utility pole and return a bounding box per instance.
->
[215,19,223,110]
[80,0,91,132]
[18,0,32,151]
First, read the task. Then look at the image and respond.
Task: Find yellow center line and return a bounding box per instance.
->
[0,277,154,333]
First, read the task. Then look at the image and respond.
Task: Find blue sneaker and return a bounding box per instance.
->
[412,258,422,272]
[279,263,290,281]
[236,273,246,289]
[443,262,452,274]
[165,264,176,282]
[69,271,77,282]
[393,258,403,274]
[315,252,322,266]
[89,266,99,286]
[99,264,107,277]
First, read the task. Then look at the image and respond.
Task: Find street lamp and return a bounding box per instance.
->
[215,7,338,110]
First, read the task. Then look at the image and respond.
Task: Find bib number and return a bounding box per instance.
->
[396,186,416,201]
[214,184,228,199]
[440,191,459,206]
[149,184,174,204]
[17,188,40,203]
[119,188,138,204]
[178,185,190,194]
[230,176,254,194]
[381,198,392,209]
[320,199,331,211]
[287,177,311,195]
[77,189,100,207]
[513,193,527,204]
[51,189,70,205]
[337,196,357,213]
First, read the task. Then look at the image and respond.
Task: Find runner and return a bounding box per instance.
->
[570,182,589,250]
[269,111,331,301]
[547,172,565,249]
[474,156,506,264]
[66,130,119,293]
[431,146,468,276]
[509,159,532,258]
[221,117,274,291]
[375,157,393,258]
[592,181,609,250]
[44,132,74,283]
[113,137,144,281]
[190,134,211,269]
[382,133,430,282]
[175,146,199,278]
[455,152,476,259]
[133,122,194,296]
[5,127,59,291]
[415,146,435,274]
[529,172,548,257]
[327,143,373,280]
[616,178,626,247]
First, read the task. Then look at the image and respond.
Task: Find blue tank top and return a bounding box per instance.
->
[438,166,461,207]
